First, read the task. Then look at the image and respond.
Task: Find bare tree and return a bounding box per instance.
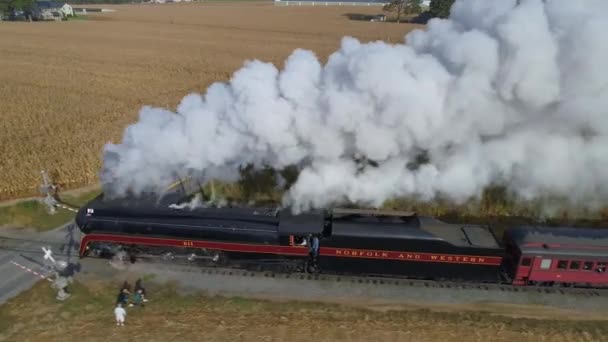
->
[383,0,422,24]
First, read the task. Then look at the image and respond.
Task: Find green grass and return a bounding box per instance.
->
[61,188,102,207]
[0,189,100,231]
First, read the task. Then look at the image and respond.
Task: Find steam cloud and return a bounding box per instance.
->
[101,0,608,213]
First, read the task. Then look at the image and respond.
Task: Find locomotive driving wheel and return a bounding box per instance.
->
[210,250,227,266]
[305,261,320,274]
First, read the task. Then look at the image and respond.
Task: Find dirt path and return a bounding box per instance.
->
[0,184,100,209]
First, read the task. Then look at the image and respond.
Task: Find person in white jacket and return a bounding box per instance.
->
[114,303,127,326]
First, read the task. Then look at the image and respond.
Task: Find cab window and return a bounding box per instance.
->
[521,257,531,266]
[540,259,552,270]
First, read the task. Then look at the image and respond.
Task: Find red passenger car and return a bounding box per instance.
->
[503,226,608,287]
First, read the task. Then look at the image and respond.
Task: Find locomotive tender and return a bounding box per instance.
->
[75,194,608,288]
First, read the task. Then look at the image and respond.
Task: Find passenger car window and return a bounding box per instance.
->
[596,263,606,273]
[540,259,552,270]
[569,261,580,269]
[557,260,568,269]
[583,261,594,271]
[521,257,531,266]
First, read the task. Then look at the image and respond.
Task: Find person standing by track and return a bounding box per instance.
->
[134,278,149,302]
[307,234,320,271]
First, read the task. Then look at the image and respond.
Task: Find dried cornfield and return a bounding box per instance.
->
[0,2,417,201]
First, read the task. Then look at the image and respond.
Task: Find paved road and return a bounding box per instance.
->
[0,222,81,304]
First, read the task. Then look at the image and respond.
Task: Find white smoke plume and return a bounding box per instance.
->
[101,0,608,213]
[168,193,204,210]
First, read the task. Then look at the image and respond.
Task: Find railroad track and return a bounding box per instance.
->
[129,258,608,298]
[3,237,606,299]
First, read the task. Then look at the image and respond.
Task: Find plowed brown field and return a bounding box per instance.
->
[0,2,419,200]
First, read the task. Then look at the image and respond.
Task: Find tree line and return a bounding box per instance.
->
[2,0,455,18]
[0,0,134,15]
[1,0,34,15]
[68,0,136,3]
[383,0,454,23]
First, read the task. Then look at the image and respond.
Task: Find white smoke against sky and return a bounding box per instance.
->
[100,0,608,213]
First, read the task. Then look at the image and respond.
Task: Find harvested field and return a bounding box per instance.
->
[0,2,418,201]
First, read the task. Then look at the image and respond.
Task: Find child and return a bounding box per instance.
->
[132,289,144,307]
[114,303,127,326]
[116,288,130,306]
[135,278,149,302]
[122,280,132,293]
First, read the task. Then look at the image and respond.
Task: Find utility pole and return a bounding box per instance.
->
[38,170,79,214]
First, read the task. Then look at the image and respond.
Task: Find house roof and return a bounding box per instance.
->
[36,1,63,9]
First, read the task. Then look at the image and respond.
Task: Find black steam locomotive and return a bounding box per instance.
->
[76,193,608,287]
[75,194,507,283]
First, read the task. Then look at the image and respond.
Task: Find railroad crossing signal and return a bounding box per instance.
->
[39,170,58,214]
[42,246,56,264]
[41,246,72,301]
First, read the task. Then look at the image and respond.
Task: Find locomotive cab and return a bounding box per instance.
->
[277,208,328,246]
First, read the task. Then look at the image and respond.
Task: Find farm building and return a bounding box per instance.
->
[275,0,388,7]
[34,1,62,20]
[275,0,430,7]
[32,1,73,20]
[61,3,74,17]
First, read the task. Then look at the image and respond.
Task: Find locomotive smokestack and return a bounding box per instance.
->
[100,0,608,213]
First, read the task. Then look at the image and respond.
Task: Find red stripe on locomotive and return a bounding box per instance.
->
[80,233,501,266]
[324,247,502,266]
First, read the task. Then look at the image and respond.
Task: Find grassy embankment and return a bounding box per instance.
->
[0,189,100,231]
[0,278,607,342]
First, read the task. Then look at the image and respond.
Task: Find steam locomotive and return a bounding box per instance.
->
[75,194,608,288]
